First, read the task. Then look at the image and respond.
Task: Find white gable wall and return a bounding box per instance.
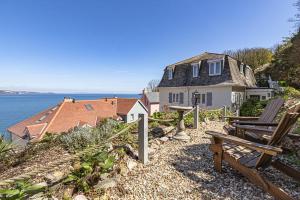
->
[126,101,148,123]
[159,86,233,111]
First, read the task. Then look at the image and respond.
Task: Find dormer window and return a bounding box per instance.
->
[208,60,222,76]
[168,68,173,80]
[192,63,199,77]
[240,64,244,74]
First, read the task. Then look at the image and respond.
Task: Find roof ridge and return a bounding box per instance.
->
[40,101,65,139]
[167,52,225,67]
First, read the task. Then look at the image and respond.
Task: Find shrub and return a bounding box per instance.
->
[240,99,269,117]
[0,136,13,162]
[59,119,119,152]
[199,109,223,122]
[64,147,115,192]
[283,86,300,99]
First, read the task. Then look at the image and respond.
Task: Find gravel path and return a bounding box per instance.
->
[110,121,300,200]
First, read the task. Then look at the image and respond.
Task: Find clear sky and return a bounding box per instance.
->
[0,0,297,93]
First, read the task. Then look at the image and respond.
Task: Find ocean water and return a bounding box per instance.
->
[0,93,139,140]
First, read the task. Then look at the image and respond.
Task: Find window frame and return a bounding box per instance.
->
[168,68,173,80]
[192,63,199,78]
[208,60,222,76]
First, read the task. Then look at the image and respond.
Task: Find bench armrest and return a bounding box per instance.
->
[234,125,274,134]
[233,121,278,126]
[206,131,282,156]
[224,116,260,121]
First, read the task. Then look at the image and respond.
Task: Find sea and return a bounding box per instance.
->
[0,93,139,140]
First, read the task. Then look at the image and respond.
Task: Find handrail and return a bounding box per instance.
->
[0,118,141,186]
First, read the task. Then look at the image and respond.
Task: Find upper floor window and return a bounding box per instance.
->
[208,60,222,76]
[240,64,244,74]
[192,63,199,77]
[168,68,173,80]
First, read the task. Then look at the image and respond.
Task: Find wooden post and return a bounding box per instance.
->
[223,105,227,122]
[138,113,148,164]
[194,105,199,129]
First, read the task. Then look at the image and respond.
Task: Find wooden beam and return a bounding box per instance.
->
[223,152,294,200]
[206,131,282,156]
[271,160,300,182]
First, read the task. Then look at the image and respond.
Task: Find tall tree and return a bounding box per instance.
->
[224,48,273,70]
[271,0,300,88]
[147,79,160,92]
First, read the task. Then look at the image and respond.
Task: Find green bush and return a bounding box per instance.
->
[199,109,223,121]
[64,147,115,192]
[59,119,120,152]
[283,86,300,99]
[240,99,269,117]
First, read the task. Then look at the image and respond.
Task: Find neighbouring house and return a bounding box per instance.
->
[7,97,147,146]
[158,52,258,111]
[141,89,160,116]
[116,98,148,123]
[246,87,274,101]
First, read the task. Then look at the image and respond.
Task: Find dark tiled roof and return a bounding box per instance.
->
[158,52,256,88]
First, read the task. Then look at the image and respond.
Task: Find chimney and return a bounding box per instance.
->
[64,97,75,103]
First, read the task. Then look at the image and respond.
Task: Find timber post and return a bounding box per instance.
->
[138,113,148,164]
[194,105,199,129]
[223,105,227,122]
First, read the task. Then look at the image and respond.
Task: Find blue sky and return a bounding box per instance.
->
[0,0,297,93]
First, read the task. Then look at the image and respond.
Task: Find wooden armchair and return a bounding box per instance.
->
[206,109,300,200]
[223,98,284,135]
[233,103,300,143]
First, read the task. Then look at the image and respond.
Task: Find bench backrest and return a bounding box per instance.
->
[258,98,284,122]
[255,105,300,168]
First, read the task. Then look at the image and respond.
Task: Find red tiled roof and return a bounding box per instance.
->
[7,98,142,141]
[116,98,138,115]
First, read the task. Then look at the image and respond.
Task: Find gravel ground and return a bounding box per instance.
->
[110,121,300,200]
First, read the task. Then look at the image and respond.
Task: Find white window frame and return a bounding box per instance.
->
[208,60,222,76]
[130,113,134,121]
[240,64,244,74]
[192,63,199,78]
[168,68,173,80]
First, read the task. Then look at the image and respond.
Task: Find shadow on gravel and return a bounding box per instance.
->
[170,143,267,200]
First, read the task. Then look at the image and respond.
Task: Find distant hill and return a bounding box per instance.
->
[0,90,40,95]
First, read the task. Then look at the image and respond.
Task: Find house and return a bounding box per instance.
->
[141,89,160,116]
[7,97,147,146]
[246,87,274,101]
[116,98,148,123]
[158,52,257,111]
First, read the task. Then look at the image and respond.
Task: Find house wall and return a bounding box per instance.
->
[126,101,148,123]
[11,134,28,148]
[159,86,233,111]
[246,88,274,101]
[149,103,160,116]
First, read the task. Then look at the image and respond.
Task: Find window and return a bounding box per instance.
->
[261,96,266,100]
[240,64,244,74]
[192,63,199,77]
[267,93,271,97]
[208,61,222,76]
[173,93,176,102]
[84,104,94,111]
[202,94,206,104]
[206,92,212,106]
[176,93,179,102]
[168,68,173,80]
[168,93,173,103]
[179,93,184,104]
[130,114,134,121]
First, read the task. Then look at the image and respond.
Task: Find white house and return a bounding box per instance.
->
[157,52,257,111]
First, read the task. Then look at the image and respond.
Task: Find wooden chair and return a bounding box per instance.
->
[233,103,300,143]
[206,109,300,200]
[223,97,284,137]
